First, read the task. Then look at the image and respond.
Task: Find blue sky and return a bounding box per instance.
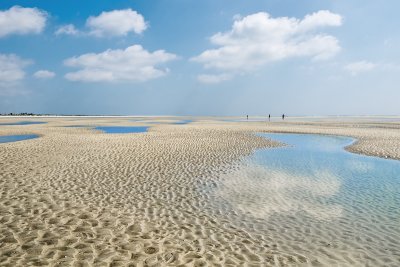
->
[0,0,399,116]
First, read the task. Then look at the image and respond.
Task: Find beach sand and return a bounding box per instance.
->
[0,117,399,266]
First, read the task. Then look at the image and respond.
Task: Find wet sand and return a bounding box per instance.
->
[0,116,399,266]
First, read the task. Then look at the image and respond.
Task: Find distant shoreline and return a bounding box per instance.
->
[1,114,400,118]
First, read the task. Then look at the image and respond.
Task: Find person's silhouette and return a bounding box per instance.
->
[268,114,271,121]
[282,114,285,120]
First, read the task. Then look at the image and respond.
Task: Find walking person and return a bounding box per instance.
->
[282,114,285,120]
[268,114,271,121]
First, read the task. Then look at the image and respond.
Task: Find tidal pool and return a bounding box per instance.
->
[0,121,47,125]
[95,126,149,134]
[173,120,193,125]
[214,133,400,266]
[0,135,39,143]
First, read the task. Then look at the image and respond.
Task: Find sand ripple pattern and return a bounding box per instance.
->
[1,118,400,266]
[1,120,303,266]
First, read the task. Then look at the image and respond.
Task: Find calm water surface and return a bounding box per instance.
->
[214,133,400,266]
[0,121,47,125]
[254,133,400,216]
[0,135,39,143]
[173,120,193,125]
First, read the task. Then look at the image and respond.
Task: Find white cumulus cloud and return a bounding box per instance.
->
[0,6,47,38]
[197,73,232,84]
[0,54,31,95]
[55,24,79,36]
[33,70,56,79]
[64,44,177,82]
[344,61,376,76]
[192,10,342,75]
[0,54,31,82]
[86,9,147,37]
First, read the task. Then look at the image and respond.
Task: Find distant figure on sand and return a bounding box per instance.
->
[268,114,271,121]
[282,114,285,120]
[247,115,248,120]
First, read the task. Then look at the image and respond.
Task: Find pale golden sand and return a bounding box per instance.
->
[0,117,399,266]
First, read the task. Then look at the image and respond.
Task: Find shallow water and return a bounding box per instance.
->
[214,133,400,266]
[0,135,38,143]
[95,126,149,134]
[0,121,47,125]
[173,120,193,125]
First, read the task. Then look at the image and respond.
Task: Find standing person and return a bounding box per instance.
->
[247,115,248,120]
[282,114,285,120]
[268,114,271,121]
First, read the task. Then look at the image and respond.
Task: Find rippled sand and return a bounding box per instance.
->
[0,116,399,266]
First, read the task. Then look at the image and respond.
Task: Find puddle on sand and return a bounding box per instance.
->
[0,121,47,125]
[211,133,400,266]
[0,135,39,143]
